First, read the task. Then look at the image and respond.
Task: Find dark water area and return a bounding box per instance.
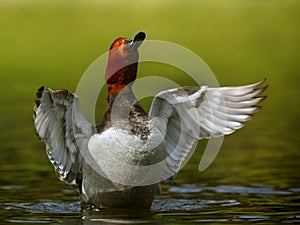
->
[1,178,300,224]
[1,1,300,224]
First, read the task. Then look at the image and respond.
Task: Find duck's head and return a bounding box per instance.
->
[105,32,146,100]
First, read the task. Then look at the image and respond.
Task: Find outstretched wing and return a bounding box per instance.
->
[149,80,268,182]
[33,86,95,188]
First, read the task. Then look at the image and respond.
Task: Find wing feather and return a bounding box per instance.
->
[149,80,268,182]
[33,86,95,188]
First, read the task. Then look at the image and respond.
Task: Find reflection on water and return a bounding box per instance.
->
[169,184,293,195]
[3,201,80,214]
[1,182,300,224]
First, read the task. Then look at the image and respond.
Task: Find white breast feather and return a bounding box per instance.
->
[87,123,165,185]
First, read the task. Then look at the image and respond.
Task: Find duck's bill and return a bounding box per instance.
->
[126,32,146,51]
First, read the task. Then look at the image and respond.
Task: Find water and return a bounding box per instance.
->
[1,1,300,224]
[1,179,300,224]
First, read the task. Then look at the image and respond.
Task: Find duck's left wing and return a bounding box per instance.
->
[33,87,95,188]
[149,80,268,182]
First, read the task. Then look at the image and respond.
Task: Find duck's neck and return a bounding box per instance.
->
[97,85,147,133]
[105,63,138,101]
[107,85,137,108]
[107,83,127,101]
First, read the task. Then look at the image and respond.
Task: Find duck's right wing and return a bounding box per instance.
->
[33,87,96,188]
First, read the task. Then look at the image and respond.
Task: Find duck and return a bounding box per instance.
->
[33,31,267,210]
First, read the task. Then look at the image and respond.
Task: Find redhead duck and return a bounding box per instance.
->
[33,32,267,209]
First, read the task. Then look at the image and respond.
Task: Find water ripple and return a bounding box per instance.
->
[152,198,240,212]
[169,184,293,195]
[3,201,80,214]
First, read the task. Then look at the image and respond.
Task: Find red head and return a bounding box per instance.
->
[105,32,146,101]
